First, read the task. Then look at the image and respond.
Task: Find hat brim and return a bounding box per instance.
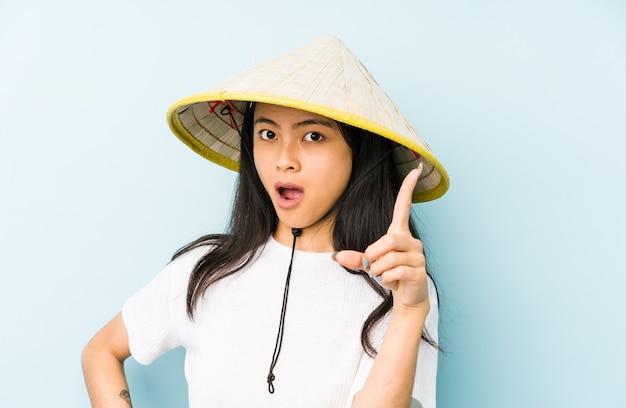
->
[167,92,449,203]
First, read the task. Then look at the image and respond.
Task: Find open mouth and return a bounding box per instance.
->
[275,183,304,209]
[278,187,303,200]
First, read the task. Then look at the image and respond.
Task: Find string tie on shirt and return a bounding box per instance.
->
[266,227,301,394]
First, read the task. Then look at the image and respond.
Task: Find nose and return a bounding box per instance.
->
[275,140,300,171]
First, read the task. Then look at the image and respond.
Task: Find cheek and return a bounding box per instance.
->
[336,147,353,182]
[252,150,273,193]
[253,143,270,173]
[338,162,353,192]
[321,150,352,193]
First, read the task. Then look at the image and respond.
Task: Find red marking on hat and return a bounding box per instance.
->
[208,101,244,130]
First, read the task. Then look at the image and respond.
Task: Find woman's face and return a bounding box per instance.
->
[253,103,353,240]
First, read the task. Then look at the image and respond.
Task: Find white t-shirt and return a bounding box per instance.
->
[122,237,438,407]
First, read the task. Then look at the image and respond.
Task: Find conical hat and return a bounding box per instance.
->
[167,36,449,202]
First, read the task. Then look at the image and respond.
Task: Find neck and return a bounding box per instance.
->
[273,219,335,252]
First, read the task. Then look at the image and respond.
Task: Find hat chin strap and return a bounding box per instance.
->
[266,227,302,394]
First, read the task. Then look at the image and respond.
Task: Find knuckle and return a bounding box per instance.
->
[414,238,423,251]
[382,234,397,247]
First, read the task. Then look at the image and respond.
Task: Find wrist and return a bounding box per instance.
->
[392,300,430,320]
[387,303,428,341]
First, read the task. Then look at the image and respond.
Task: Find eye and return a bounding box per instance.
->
[303,132,324,142]
[259,129,276,140]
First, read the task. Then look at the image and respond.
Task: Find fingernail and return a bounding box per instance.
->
[375,274,382,283]
[361,257,370,270]
[331,252,339,262]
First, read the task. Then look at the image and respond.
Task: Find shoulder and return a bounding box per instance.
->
[169,244,213,271]
[150,245,214,294]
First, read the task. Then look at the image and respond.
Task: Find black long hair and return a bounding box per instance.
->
[173,102,439,356]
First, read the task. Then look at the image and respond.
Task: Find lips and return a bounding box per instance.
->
[275,182,304,209]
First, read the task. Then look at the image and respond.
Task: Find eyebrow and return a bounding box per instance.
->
[254,116,336,130]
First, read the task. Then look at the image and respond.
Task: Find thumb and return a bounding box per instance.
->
[332,250,368,271]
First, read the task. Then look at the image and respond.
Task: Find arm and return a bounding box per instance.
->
[352,305,428,408]
[82,312,133,407]
[336,167,432,408]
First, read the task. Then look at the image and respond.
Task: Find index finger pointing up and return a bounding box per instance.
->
[387,163,423,235]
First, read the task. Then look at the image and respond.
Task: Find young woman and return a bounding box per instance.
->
[82,37,449,408]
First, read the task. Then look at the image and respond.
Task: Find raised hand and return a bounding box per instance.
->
[334,164,429,312]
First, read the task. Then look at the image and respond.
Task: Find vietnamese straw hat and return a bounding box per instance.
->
[167,36,449,202]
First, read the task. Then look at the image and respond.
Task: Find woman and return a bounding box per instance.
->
[82,36,449,408]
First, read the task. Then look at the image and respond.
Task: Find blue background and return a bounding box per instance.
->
[1,0,624,407]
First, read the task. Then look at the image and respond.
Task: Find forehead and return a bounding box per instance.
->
[253,103,337,126]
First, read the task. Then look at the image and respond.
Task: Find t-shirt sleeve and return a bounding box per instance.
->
[347,276,439,408]
[121,247,205,365]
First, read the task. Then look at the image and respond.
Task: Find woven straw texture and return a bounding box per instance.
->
[167,36,449,202]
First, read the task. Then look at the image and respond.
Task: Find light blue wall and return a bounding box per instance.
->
[1,0,624,407]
